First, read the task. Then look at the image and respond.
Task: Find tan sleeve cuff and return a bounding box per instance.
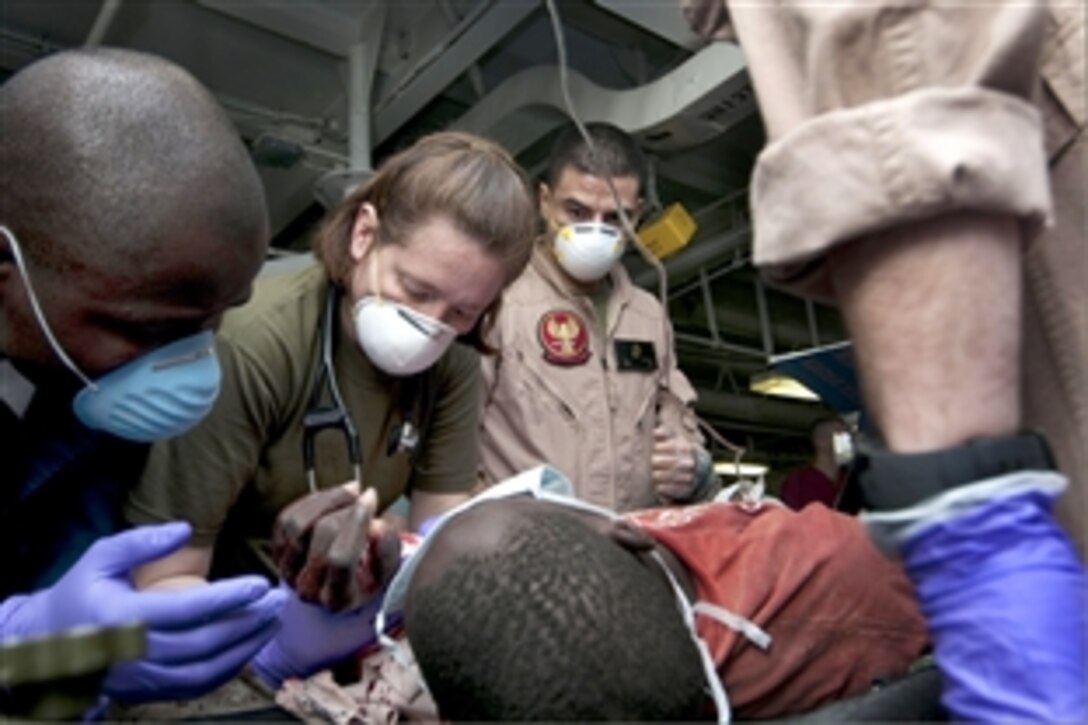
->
[751,87,1053,299]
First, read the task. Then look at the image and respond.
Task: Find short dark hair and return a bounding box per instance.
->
[544,122,648,193]
[0,47,267,271]
[405,507,709,721]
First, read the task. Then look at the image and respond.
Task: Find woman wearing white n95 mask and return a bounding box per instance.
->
[124,133,536,685]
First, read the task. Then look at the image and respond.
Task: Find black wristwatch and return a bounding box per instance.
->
[846,431,1056,512]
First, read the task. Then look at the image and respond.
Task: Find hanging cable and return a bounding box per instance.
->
[542,0,748,471]
[542,0,666,301]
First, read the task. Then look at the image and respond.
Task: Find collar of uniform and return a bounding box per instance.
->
[0,358,36,419]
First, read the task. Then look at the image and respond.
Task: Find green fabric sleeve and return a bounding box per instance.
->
[123,334,286,546]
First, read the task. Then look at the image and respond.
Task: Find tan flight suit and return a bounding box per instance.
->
[479,243,702,512]
[717,2,1085,553]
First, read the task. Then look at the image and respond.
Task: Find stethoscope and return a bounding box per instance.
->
[302,287,421,493]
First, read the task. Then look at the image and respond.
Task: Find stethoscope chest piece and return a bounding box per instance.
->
[305,287,424,492]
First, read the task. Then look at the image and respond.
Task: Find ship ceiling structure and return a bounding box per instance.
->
[0,0,852,471]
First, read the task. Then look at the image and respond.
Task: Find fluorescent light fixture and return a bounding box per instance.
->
[714,461,769,477]
[749,371,821,402]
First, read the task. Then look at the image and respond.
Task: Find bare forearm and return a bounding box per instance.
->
[830,211,1022,453]
[133,544,215,590]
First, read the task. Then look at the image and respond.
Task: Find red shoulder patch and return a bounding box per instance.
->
[538,310,591,366]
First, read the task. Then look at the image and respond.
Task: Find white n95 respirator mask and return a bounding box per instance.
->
[553,222,625,283]
[353,297,456,376]
[2,224,222,442]
[353,245,458,376]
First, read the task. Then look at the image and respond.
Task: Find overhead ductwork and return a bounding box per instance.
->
[695,389,829,433]
[452,41,755,157]
[315,8,386,209]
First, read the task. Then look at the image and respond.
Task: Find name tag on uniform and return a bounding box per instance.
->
[614,339,657,372]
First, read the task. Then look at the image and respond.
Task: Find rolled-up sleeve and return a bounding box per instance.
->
[727,2,1055,298]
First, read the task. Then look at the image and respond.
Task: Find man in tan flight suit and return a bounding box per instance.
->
[478,123,717,511]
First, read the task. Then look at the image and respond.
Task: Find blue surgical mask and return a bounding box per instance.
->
[2,225,222,442]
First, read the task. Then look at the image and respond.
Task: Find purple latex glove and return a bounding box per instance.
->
[251,582,384,689]
[902,489,1086,722]
[0,522,286,703]
[417,515,442,538]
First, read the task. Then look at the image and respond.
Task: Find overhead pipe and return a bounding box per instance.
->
[699,268,722,347]
[314,5,387,209]
[437,0,487,99]
[374,0,537,144]
[348,41,372,171]
[754,277,774,359]
[452,41,752,157]
[85,0,122,46]
[0,26,65,65]
[666,249,750,300]
[694,388,828,432]
[675,332,765,359]
[805,298,821,347]
[630,224,750,289]
[677,298,841,353]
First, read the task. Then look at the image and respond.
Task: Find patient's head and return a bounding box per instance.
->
[404,497,709,721]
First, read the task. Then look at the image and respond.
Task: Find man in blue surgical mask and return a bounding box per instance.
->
[0,48,284,709]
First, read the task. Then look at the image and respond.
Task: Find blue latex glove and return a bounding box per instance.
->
[0,522,286,703]
[902,489,1086,722]
[251,582,384,688]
